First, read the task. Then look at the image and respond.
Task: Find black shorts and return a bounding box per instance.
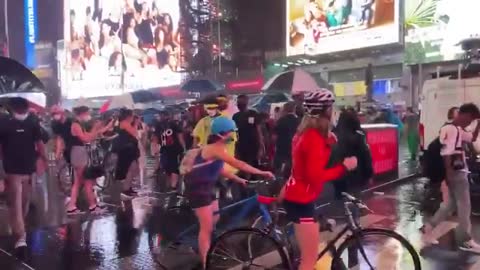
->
[160,151,181,175]
[283,200,317,224]
[186,192,217,209]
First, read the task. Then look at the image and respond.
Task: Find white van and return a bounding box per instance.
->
[419,76,480,151]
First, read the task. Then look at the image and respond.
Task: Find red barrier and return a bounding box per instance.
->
[362,124,399,175]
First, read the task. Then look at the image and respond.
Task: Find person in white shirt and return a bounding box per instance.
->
[422,103,480,253]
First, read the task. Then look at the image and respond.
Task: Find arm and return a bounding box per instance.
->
[71,122,98,143]
[36,141,48,161]
[54,136,65,159]
[305,133,345,185]
[221,169,247,185]
[175,123,187,151]
[192,119,203,147]
[213,147,268,176]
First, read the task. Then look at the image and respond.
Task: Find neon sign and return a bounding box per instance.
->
[24,0,38,68]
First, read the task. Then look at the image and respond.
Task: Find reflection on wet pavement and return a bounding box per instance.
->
[0,155,479,270]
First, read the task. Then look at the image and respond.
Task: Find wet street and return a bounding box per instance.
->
[0,154,480,269]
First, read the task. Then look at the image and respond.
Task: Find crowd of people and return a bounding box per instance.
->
[2,89,480,269]
[0,90,375,269]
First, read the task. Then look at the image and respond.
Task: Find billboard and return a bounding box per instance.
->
[405,0,480,64]
[60,0,186,99]
[24,0,38,68]
[287,0,400,56]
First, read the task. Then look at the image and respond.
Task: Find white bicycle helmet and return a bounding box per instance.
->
[303,88,335,116]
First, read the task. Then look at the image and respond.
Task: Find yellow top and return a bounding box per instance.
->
[192,111,238,173]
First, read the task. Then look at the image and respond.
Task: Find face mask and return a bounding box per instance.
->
[53,115,61,121]
[82,115,92,122]
[237,103,247,111]
[14,113,29,121]
[206,109,217,117]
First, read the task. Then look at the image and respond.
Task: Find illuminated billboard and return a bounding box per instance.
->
[287,0,400,56]
[405,0,480,64]
[60,0,186,99]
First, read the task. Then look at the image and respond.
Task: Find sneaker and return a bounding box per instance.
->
[459,240,480,254]
[89,204,107,215]
[66,207,84,215]
[121,188,138,200]
[14,237,28,260]
[420,225,439,245]
[14,237,27,249]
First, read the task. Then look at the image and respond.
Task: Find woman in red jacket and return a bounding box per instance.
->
[283,89,358,270]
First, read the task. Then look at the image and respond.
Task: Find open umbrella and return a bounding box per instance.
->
[100,90,157,113]
[0,57,45,94]
[262,68,330,94]
[0,92,47,112]
[181,79,223,94]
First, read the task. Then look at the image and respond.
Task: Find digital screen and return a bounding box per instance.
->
[60,0,187,99]
[405,0,480,64]
[287,0,400,56]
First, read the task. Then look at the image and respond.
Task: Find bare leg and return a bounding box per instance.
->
[5,175,29,246]
[194,204,214,268]
[67,167,84,210]
[83,180,98,208]
[294,222,320,270]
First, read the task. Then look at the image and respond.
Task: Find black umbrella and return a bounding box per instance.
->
[181,79,222,93]
[0,57,45,94]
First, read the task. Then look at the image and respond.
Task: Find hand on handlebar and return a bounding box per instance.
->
[260,171,275,180]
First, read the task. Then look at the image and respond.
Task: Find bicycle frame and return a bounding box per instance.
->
[174,194,271,245]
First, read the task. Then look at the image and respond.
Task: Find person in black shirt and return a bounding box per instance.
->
[51,106,73,163]
[114,109,140,199]
[153,110,186,190]
[0,97,47,254]
[273,102,300,179]
[66,106,112,215]
[233,95,264,169]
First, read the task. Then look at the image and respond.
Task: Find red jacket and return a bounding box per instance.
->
[284,128,345,204]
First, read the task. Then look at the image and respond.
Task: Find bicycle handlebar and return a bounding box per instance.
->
[341,192,373,213]
[245,178,276,188]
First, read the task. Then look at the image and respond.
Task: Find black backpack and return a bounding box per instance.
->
[423,123,460,183]
[423,137,445,183]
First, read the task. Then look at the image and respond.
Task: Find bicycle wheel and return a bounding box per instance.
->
[251,208,289,230]
[57,163,73,196]
[332,228,421,270]
[206,228,291,270]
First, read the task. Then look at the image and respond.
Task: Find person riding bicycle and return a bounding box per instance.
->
[184,116,274,268]
[282,89,357,270]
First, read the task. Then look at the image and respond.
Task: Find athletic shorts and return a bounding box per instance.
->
[283,200,317,224]
[160,151,181,175]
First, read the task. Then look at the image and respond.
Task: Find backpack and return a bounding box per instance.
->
[423,137,445,183]
[423,123,460,183]
[179,148,213,175]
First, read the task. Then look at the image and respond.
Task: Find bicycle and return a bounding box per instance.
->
[57,159,74,197]
[57,136,118,197]
[206,192,422,270]
[147,179,283,269]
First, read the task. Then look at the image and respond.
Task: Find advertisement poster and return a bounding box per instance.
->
[60,0,187,99]
[365,127,399,175]
[287,0,400,56]
[405,0,480,64]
